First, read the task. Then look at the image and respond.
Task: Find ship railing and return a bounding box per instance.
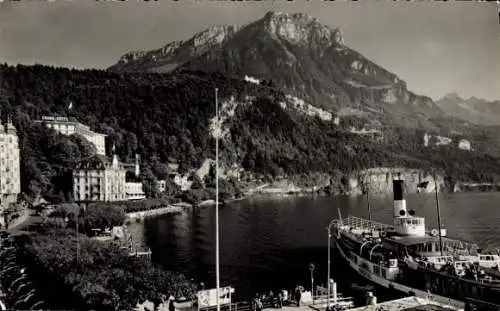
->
[342,215,393,232]
[419,264,500,286]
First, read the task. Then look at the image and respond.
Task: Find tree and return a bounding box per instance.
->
[81,203,125,233]
[204,163,216,188]
[17,227,197,311]
[162,178,181,198]
[140,166,159,199]
[190,173,204,190]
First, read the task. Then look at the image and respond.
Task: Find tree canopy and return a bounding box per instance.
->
[15,227,198,311]
[2,64,500,201]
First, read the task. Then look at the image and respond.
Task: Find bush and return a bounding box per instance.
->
[80,203,126,234]
[15,228,198,310]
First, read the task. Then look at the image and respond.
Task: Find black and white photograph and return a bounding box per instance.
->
[0,1,499,311]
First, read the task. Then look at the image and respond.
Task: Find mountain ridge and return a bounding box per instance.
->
[436,93,500,126]
[108,10,443,129]
[4,64,500,200]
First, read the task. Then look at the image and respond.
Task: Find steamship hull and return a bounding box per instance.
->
[331,178,500,309]
[333,234,465,309]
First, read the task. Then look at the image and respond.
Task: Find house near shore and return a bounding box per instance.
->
[156,157,192,192]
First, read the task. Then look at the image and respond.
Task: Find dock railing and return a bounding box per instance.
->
[465,297,500,311]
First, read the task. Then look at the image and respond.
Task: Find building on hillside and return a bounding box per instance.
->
[73,147,141,202]
[36,116,107,156]
[156,158,182,193]
[125,182,146,200]
[122,154,141,178]
[167,157,179,173]
[458,139,472,151]
[0,116,21,221]
[435,135,452,146]
[156,180,166,193]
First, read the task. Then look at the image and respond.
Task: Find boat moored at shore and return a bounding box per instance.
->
[332,176,500,309]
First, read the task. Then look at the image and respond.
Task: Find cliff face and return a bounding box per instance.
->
[110,25,241,73]
[341,167,444,195]
[239,167,446,196]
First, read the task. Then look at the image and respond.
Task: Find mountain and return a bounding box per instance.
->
[435,93,500,126]
[108,11,444,129]
[3,64,500,200]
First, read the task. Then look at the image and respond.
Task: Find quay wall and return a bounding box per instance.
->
[126,205,184,222]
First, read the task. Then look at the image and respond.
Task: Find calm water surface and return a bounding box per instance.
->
[138,192,500,301]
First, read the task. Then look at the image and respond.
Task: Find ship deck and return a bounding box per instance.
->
[339,215,478,250]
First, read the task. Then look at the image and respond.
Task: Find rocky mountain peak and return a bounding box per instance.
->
[108,10,442,127]
[466,96,480,102]
[118,50,147,64]
[190,25,241,49]
[260,10,344,46]
[442,92,464,101]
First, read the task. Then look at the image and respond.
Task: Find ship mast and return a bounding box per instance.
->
[433,171,444,256]
[365,181,372,229]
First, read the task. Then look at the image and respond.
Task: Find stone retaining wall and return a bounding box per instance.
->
[126,205,184,222]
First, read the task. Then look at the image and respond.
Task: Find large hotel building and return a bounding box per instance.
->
[0,116,21,226]
[36,116,107,155]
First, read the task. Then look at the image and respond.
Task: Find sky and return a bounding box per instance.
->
[0,1,499,101]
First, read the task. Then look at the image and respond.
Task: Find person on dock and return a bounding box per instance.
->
[169,298,175,311]
[277,292,283,308]
[256,297,263,311]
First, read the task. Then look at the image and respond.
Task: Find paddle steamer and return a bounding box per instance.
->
[332,177,500,309]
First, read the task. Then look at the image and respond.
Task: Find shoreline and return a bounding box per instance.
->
[125,204,188,222]
[123,185,500,225]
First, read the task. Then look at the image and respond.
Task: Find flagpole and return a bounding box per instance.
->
[215,87,220,311]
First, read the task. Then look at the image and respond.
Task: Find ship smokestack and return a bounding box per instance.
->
[393,177,407,218]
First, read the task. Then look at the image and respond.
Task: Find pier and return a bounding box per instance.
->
[346,296,461,311]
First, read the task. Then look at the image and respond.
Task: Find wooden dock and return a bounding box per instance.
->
[345,296,461,311]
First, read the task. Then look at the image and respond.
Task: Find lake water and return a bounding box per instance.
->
[140,192,500,301]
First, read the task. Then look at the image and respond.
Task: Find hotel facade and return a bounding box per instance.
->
[36,116,107,155]
[0,117,21,224]
[73,151,144,202]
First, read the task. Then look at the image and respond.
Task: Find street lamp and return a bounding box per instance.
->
[326,219,338,310]
[309,263,315,303]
